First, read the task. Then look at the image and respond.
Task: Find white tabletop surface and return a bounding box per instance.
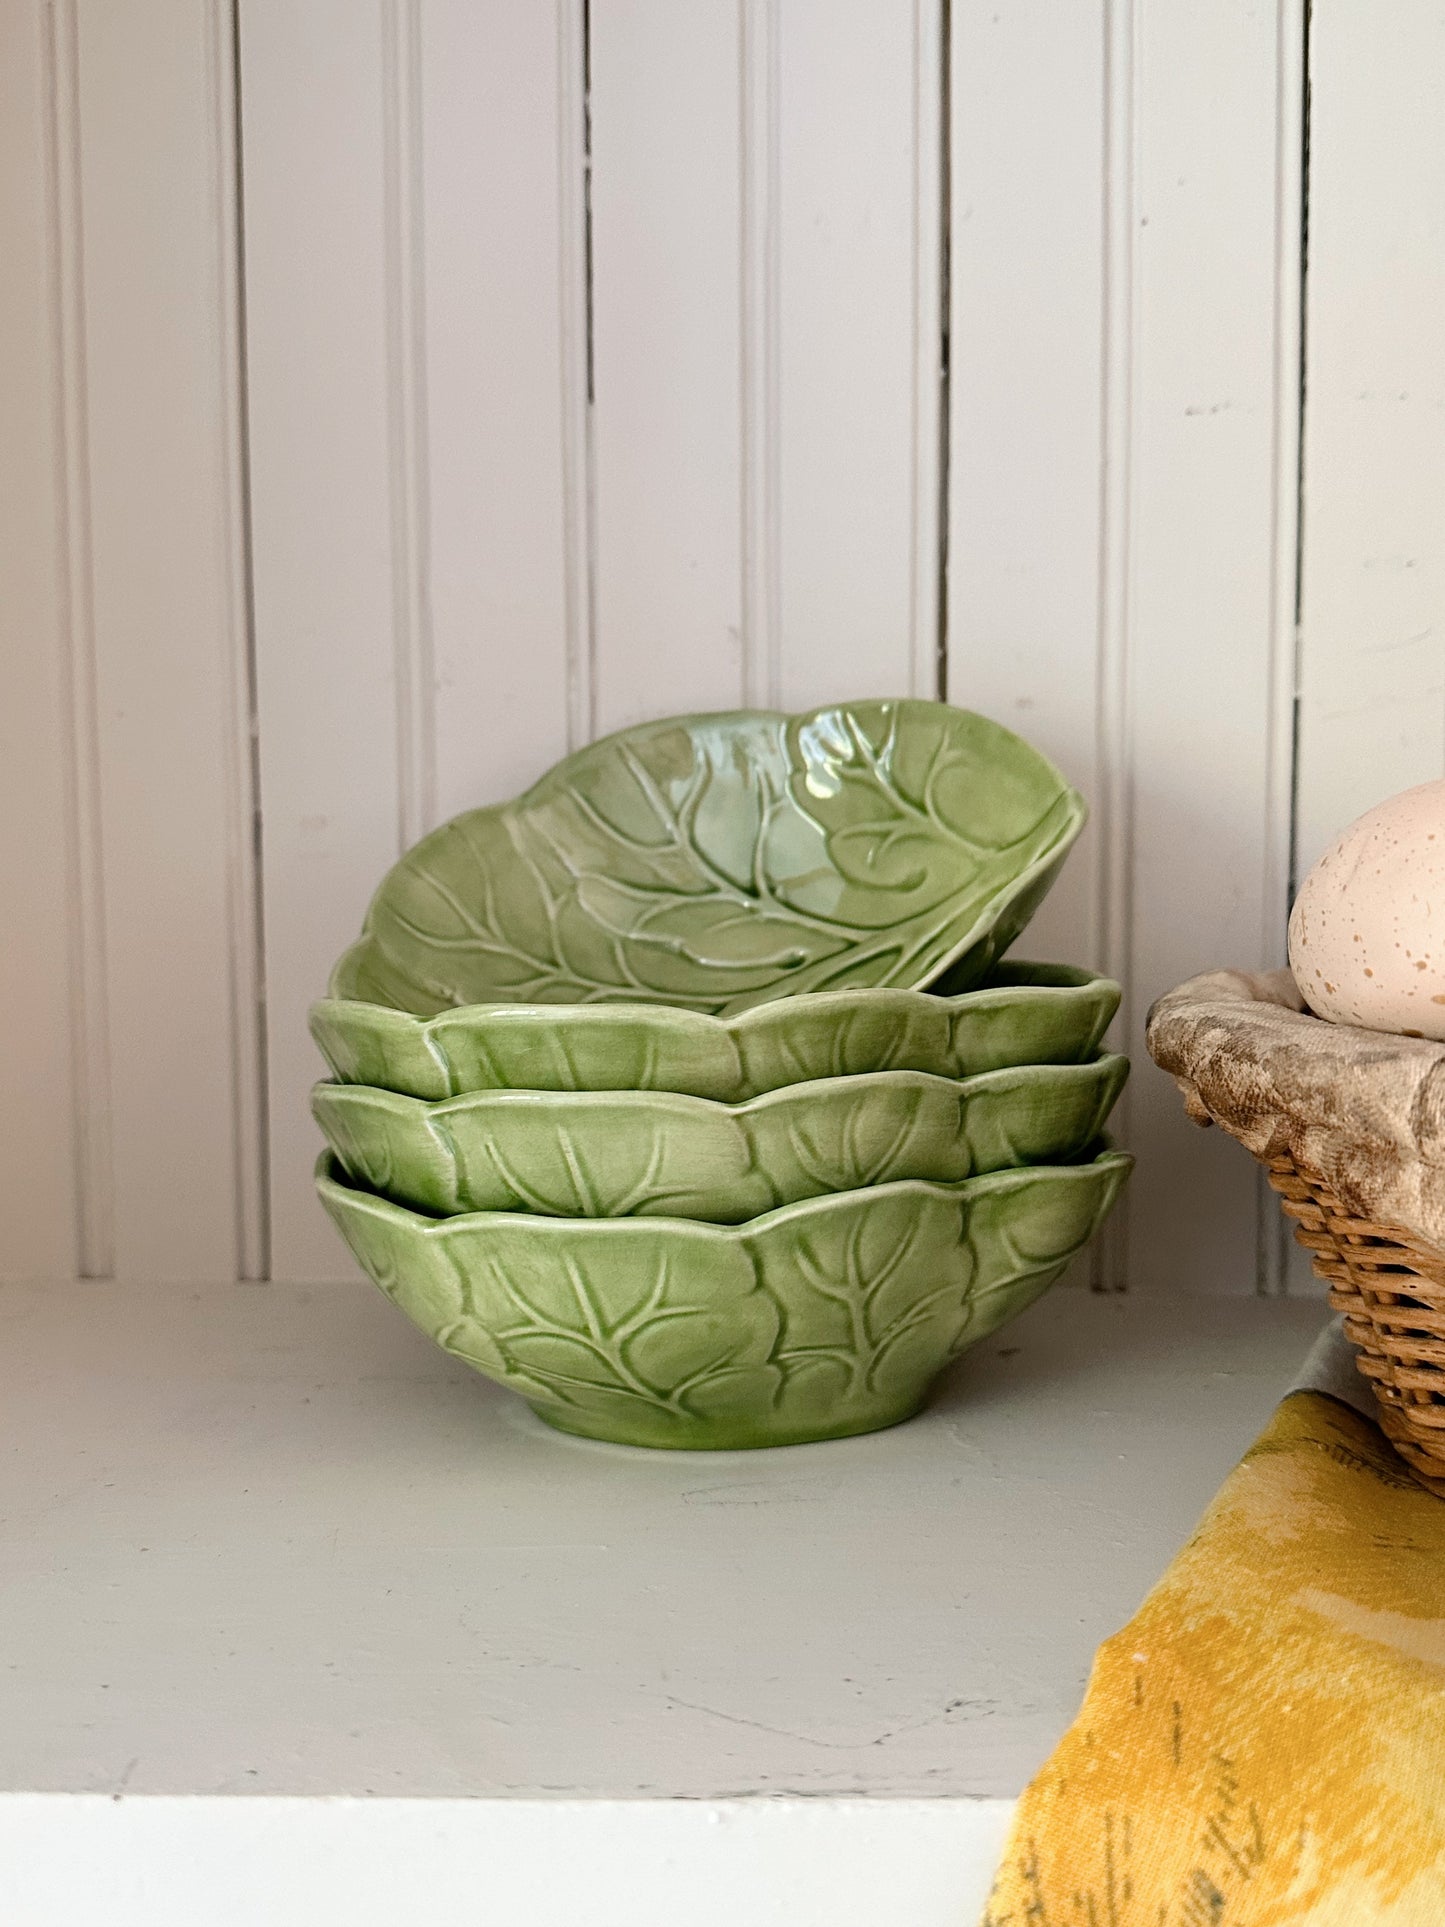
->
[0,1277,1325,1803]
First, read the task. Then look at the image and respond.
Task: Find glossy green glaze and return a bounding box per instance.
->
[313,1055,1127,1222]
[328,701,1085,1020]
[315,1147,1132,1449]
[311,960,1118,1103]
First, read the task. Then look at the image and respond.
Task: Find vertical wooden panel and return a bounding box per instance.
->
[908,0,944,705]
[1263,0,1308,1299]
[590,0,937,728]
[1295,0,1445,880]
[214,0,269,1287]
[739,0,779,707]
[0,0,258,1283]
[1289,0,1442,1299]
[0,2,82,1281]
[773,0,937,709]
[241,0,400,1282]
[946,0,1303,1294]
[420,0,579,822]
[944,0,1109,1300]
[588,0,745,733]
[380,0,436,852]
[244,0,588,1280]
[1124,0,1303,1294]
[74,0,261,1281]
[945,1,1107,972]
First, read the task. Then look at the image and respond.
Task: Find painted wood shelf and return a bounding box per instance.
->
[0,1280,1324,1924]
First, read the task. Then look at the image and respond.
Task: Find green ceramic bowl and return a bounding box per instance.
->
[311,960,1118,1103]
[312,1054,1128,1222]
[328,700,1085,1020]
[317,1146,1132,1449]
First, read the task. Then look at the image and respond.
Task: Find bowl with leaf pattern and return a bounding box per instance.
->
[316,1145,1132,1449]
[311,959,1118,1103]
[312,1054,1127,1223]
[326,700,1086,1024]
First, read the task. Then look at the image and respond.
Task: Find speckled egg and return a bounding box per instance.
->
[1289,778,1445,1038]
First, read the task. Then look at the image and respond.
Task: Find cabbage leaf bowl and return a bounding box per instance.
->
[313,1054,1128,1222]
[318,1147,1132,1450]
[310,699,1125,1448]
[323,700,1087,1029]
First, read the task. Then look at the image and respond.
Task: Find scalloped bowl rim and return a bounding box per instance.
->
[315,957,1116,1030]
[312,1051,1130,1128]
[315,1143,1132,1240]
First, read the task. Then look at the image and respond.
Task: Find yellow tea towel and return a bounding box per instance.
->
[983,1323,1445,1925]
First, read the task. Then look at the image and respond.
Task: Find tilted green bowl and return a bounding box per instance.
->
[326,700,1085,1022]
[311,960,1118,1103]
[312,1054,1128,1223]
[316,1146,1132,1450]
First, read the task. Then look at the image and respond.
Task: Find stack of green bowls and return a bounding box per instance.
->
[311,700,1132,1449]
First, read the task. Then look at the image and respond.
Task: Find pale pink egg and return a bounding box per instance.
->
[1289,777,1445,1039]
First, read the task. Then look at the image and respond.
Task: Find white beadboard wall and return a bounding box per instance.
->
[946,0,1305,1292]
[3,0,261,1285]
[4,0,1433,1294]
[240,0,947,1282]
[1296,0,1445,876]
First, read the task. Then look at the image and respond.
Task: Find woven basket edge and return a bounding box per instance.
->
[1146,967,1445,1256]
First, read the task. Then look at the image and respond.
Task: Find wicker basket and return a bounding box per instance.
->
[1263,1153,1445,1496]
[1147,968,1445,1499]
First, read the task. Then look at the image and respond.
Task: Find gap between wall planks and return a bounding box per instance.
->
[945,0,1307,1295]
[1263,0,1310,1296]
[1,0,265,1285]
[1,1,84,1282]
